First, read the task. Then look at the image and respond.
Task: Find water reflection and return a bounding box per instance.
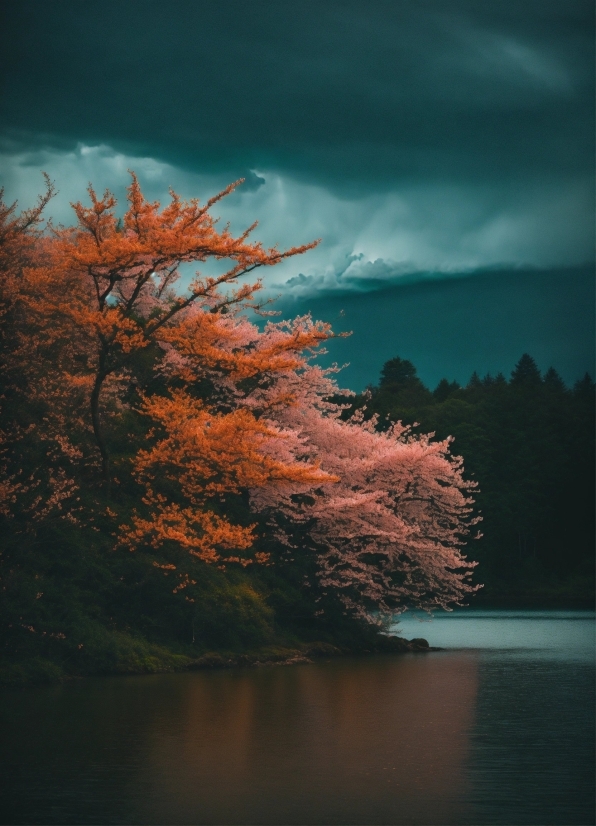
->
[1,654,479,825]
[0,611,593,825]
[138,654,478,825]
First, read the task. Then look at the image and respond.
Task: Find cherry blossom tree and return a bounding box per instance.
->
[251,367,480,622]
[156,303,481,620]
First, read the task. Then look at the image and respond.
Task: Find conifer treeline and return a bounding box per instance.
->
[345,354,595,603]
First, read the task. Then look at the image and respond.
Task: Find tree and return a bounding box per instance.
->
[23,174,319,484]
[139,301,480,619]
[0,175,65,521]
[0,173,55,314]
[188,341,480,621]
[380,357,419,388]
[346,352,595,603]
[433,378,461,402]
[511,353,542,387]
[1,174,481,630]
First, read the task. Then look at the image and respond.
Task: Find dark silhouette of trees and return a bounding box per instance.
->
[348,354,595,605]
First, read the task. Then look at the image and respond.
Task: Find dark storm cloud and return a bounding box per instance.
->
[0,0,593,192]
[0,3,592,396]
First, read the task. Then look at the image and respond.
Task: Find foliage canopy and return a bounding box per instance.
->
[0,174,481,680]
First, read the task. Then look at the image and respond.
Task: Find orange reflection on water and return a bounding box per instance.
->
[137,652,479,825]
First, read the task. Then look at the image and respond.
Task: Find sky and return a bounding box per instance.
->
[0,0,593,390]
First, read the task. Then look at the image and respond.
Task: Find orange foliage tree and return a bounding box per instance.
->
[32,174,319,481]
[0,176,60,519]
[3,173,337,566]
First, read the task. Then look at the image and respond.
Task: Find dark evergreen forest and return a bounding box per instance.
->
[345,354,595,606]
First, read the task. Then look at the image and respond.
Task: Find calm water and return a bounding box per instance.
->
[0,610,594,825]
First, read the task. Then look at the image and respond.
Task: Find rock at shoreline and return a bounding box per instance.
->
[409,637,430,650]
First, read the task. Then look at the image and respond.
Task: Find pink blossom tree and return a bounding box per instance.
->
[159,306,481,623]
[251,367,480,623]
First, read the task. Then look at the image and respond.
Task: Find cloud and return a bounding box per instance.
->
[0,0,592,194]
[240,170,266,192]
[1,141,591,395]
[0,142,269,231]
[1,144,592,298]
[440,21,574,97]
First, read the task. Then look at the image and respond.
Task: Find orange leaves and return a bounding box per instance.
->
[135,389,333,493]
[160,310,334,385]
[37,173,319,381]
[62,173,318,308]
[122,498,254,564]
[2,172,329,568]
[44,173,321,480]
[122,389,335,563]
[0,174,54,293]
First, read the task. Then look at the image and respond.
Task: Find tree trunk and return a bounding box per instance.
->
[90,348,111,490]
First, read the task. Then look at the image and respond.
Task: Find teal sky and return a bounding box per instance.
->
[0,0,593,389]
[272,266,594,391]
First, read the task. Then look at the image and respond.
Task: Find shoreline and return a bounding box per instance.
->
[4,601,593,688]
[187,636,436,671]
[0,635,435,689]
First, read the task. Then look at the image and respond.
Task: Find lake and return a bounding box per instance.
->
[1,610,594,825]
